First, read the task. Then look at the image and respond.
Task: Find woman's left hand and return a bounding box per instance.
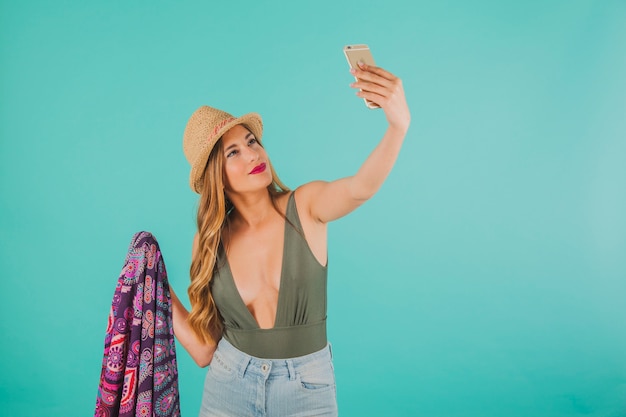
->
[350,63,411,132]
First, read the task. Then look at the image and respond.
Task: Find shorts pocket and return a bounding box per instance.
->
[208,352,236,382]
[299,378,335,391]
[297,361,336,392]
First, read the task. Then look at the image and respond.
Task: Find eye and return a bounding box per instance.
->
[248,137,258,146]
[226,149,238,158]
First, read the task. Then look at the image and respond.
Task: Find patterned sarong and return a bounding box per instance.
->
[95,232,181,417]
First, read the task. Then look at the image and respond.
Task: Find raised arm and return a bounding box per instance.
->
[300,63,410,223]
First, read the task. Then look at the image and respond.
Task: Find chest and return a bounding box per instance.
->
[224,220,286,308]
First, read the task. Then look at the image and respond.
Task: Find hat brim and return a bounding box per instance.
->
[189,112,263,194]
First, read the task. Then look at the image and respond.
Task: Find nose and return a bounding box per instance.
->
[244,146,260,161]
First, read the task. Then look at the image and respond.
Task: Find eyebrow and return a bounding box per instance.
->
[224,132,255,153]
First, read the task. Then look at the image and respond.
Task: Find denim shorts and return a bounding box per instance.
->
[198,338,337,417]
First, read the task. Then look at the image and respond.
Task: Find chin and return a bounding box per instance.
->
[261,171,273,186]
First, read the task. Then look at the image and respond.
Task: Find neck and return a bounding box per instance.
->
[227,189,277,229]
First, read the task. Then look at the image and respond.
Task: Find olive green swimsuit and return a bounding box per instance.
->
[211,192,328,359]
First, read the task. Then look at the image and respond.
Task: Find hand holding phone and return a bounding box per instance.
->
[344,44,411,131]
[344,44,380,109]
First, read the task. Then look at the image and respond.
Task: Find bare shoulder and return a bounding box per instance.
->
[293,182,329,222]
[293,181,328,206]
[273,190,293,214]
[292,183,329,265]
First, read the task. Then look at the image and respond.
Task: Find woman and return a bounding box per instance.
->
[171,62,410,416]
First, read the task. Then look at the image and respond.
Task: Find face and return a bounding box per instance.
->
[221,124,272,194]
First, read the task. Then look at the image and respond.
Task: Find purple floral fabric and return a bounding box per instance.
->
[95,232,181,417]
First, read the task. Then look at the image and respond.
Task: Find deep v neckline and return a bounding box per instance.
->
[221,210,289,330]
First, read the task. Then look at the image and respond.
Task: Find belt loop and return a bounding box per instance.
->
[238,355,252,379]
[328,342,333,360]
[286,360,296,381]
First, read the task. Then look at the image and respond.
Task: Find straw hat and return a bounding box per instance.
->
[183,105,263,194]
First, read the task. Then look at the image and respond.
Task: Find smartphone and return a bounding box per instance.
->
[343,44,380,109]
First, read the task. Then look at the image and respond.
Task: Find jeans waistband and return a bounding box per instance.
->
[214,337,333,381]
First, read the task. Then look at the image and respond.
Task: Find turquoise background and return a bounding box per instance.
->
[1,1,625,416]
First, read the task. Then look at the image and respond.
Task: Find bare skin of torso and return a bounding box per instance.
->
[220,191,327,329]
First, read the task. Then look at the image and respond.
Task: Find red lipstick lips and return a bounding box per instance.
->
[249,163,266,175]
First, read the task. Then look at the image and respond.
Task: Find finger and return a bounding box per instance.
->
[357,62,398,81]
[350,80,390,97]
[352,75,405,104]
[356,80,405,107]
[351,65,398,89]
[355,90,385,107]
[351,67,393,89]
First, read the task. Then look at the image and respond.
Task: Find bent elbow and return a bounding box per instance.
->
[196,360,211,368]
[350,186,376,203]
[194,353,213,368]
[349,177,381,203]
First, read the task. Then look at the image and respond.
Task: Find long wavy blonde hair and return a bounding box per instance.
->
[187,136,290,345]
